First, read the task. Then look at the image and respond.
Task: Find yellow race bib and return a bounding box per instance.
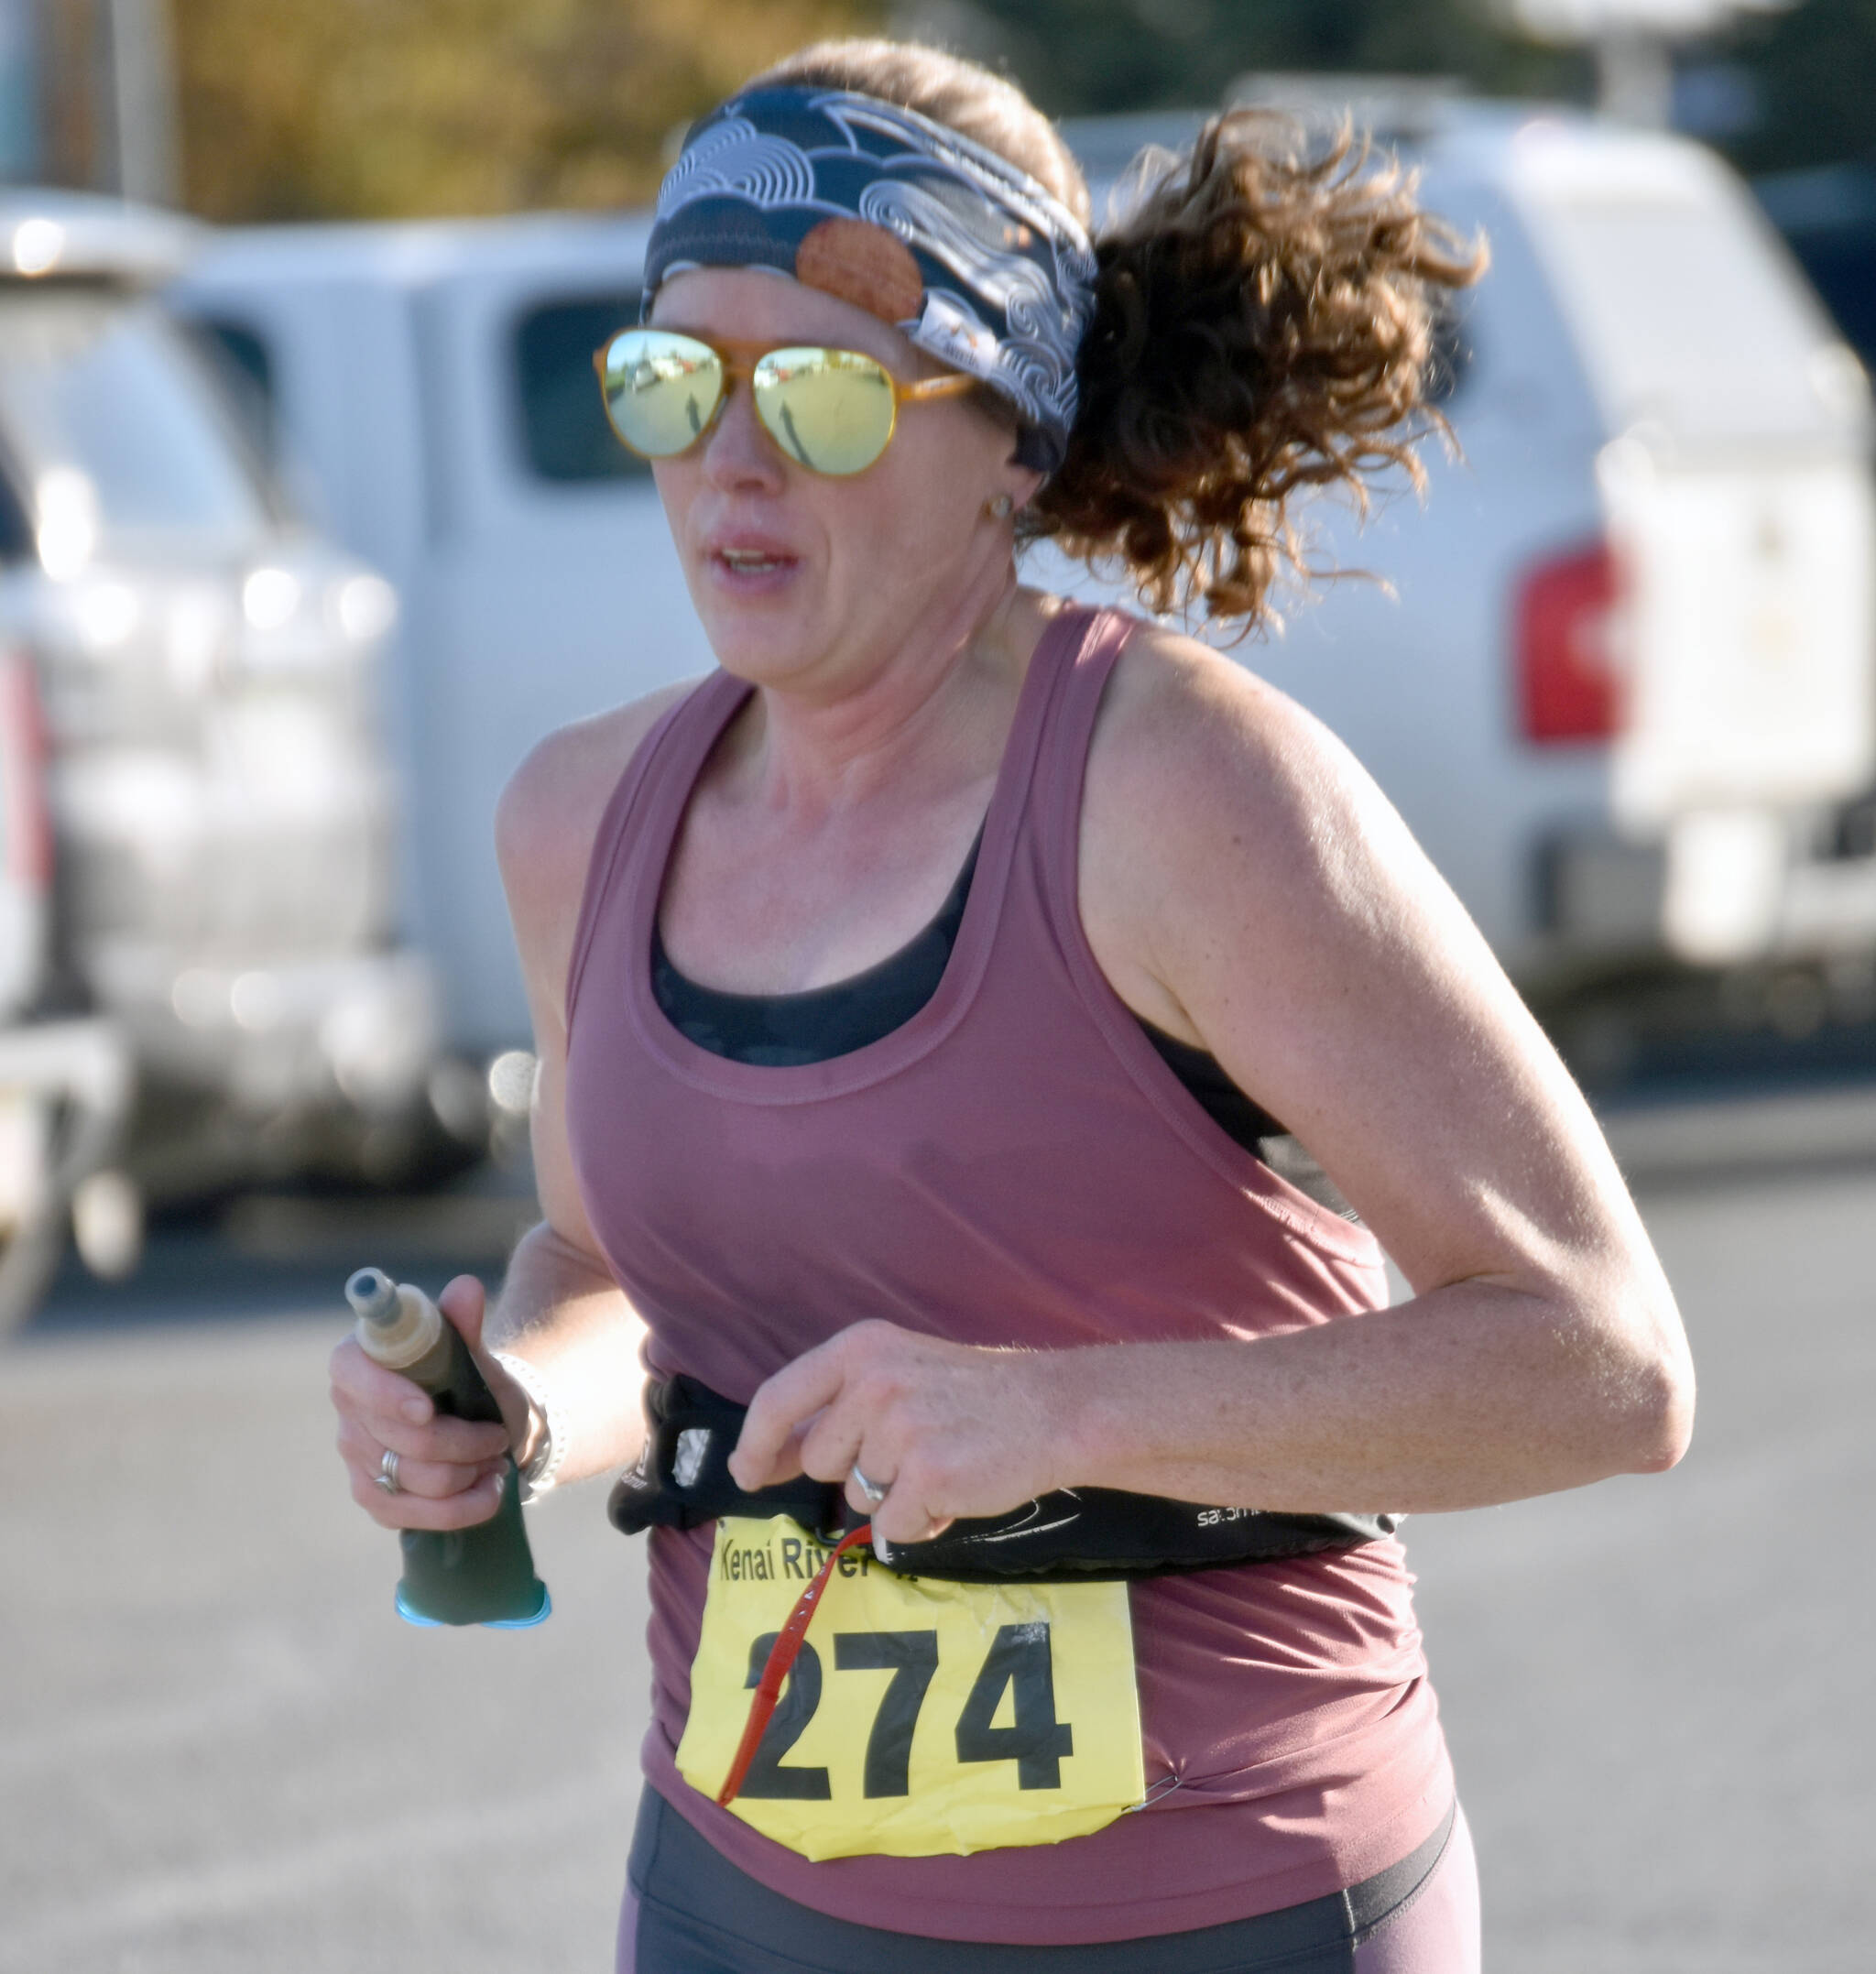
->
[675,1517,1144,1861]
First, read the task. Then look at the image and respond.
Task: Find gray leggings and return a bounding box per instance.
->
[618,1790,1480,1974]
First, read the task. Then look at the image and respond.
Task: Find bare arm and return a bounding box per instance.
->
[473,786,655,1488]
[1066,631,1692,1509]
[330,692,690,1526]
[732,631,1693,1541]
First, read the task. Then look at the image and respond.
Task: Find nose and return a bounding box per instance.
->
[700,376,787,495]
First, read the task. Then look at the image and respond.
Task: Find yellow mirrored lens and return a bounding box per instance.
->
[753,348,897,476]
[599,331,724,457]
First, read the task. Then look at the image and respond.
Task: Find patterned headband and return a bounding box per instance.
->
[643,85,1098,474]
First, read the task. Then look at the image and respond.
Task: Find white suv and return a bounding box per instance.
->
[171,99,1876,1075]
[0,191,446,1234]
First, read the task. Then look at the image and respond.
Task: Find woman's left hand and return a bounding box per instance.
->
[728,1320,1070,1546]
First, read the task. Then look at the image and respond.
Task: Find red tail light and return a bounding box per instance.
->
[0,647,53,893]
[1515,540,1623,744]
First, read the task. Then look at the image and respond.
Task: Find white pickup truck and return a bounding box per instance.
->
[170,101,1876,1081]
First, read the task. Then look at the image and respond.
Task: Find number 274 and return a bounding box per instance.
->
[736,1621,1074,1801]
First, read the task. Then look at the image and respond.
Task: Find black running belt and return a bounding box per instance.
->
[609,1376,1397,1582]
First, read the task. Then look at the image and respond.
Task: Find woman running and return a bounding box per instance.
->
[329,38,1693,1973]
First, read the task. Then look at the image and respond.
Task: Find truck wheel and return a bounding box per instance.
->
[0,1091,65,1338]
[0,1204,67,1336]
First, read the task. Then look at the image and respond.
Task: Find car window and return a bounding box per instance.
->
[0,289,273,540]
[1756,169,1876,374]
[513,292,652,484]
[0,452,32,562]
[1778,226,1876,370]
[181,313,279,466]
[1424,289,1476,407]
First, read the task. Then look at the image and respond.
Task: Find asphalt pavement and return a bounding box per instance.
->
[1,1130,1871,1973]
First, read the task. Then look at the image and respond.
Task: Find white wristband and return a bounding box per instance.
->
[492,1349,569,1503]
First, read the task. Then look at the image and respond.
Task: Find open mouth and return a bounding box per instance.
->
[716,549,792,574]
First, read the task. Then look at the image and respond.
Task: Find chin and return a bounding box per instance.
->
[694,600,823,684]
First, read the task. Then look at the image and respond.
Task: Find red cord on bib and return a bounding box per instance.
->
[716,1522,873,1808]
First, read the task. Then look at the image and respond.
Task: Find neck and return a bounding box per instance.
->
[733,563,1042,820]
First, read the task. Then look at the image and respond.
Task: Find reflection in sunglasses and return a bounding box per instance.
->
[778,402,814,469]
[596,329,975,475]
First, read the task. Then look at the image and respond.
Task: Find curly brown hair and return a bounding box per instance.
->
[746,43,1486,628]
[1046,116,1486,625]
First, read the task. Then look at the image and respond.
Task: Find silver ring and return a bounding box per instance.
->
[375,1447,402,1496]
[849,1463,889,1510]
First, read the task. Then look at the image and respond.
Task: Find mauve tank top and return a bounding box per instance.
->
[563,605,1451,1947]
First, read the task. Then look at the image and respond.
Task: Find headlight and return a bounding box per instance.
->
[331,573,398,643]
[241,566,301,631]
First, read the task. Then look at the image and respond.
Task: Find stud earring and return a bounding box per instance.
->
[984,493,1014,520]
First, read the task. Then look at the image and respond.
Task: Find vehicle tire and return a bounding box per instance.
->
[0,1204,67,1336]
[0,1090,66,1338]
[0,1052,132,1336]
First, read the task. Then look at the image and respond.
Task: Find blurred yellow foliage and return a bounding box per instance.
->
[173,0,884,221]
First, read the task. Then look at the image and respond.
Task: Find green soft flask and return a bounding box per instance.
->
[345,1267,551,1629]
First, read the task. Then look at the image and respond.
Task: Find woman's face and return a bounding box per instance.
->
[647,267,1031,693]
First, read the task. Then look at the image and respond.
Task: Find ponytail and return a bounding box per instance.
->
[1031,114,1487,627]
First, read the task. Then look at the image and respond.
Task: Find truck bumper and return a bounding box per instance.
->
[1541,812,1876,972]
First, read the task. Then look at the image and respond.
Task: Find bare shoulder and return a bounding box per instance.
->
[496,681,695,904]
[1080,618,1442,1037]
[1085,616,1391,865]
[495,680,700,1021]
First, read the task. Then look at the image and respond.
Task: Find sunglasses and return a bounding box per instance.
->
[593,328,978,477]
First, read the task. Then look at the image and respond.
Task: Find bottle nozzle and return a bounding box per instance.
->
[346,1267,399,1328]
[346,1267,439,1372]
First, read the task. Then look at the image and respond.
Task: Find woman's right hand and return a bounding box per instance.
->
[328,1275,516,1531]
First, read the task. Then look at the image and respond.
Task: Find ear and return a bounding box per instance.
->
[1004,464,1045,514]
